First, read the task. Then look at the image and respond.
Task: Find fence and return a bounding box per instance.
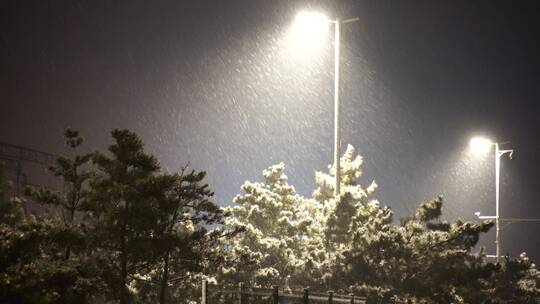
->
[201,280,367,304]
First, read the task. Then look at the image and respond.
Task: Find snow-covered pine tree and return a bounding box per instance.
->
[220,163,323,288]
[311,145,500,302]
[222,144,540,303]
[313,144,385,246]
[310,144,393,290]
[314,147,537,303]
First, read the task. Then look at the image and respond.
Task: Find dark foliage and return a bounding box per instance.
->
[0,129,233,304]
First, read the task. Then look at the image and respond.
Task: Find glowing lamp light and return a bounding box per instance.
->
[469,136,493,155]
[287,11,329,55]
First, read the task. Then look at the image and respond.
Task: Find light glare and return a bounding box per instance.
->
[287,12,329,55]
[470,137,493,155]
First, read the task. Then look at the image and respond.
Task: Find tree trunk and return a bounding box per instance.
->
[120,224,129,304]
[159,252,171,304]
[159,205,179,304]
[65,207,75,260]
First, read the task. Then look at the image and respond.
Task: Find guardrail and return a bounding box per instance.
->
[201,280,367,304]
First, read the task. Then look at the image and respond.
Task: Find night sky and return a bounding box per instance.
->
[2,1,540,261]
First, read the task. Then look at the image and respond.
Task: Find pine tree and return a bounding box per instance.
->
[0,162,24,226]
[224,144,540,303]
[1,130,109,304]
[310,145,498,302]
[87,129,234,304]
[133,168,233,304]
[86,129,162,304]
[220,163,322,288]
[311,145,539,303]
[26,128,92,260]
[485,253,540,303]
[1,129,238,303]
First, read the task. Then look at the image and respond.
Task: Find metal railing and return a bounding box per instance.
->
[201,280,366,304]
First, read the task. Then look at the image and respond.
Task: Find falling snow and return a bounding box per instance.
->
[2,1,540,262]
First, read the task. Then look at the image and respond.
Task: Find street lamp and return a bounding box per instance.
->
[470,136,514,263]
[290,12,359,198]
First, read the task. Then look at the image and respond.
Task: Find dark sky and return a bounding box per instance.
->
[2,1,540,261]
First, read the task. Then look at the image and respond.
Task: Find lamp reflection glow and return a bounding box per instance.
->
[469,136,493,155]
[287,12,329,54]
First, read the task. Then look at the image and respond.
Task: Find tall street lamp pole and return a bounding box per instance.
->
[331,17,358,198]
[471,137,514,263]
[494,143,514,263]
[290,12,358,198]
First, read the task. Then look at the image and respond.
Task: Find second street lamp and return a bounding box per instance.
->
[470,136,514,263]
